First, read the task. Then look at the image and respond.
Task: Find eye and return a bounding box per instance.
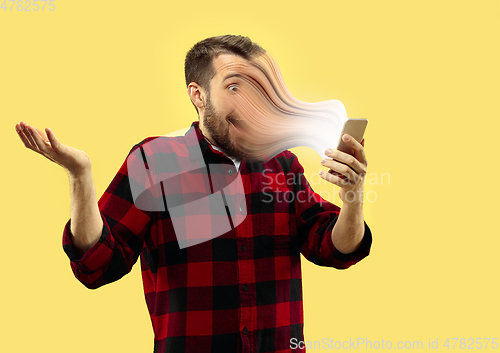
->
[228,84,238,92]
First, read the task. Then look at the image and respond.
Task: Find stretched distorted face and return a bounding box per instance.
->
[202,52,291,160]
[201,52,348,162]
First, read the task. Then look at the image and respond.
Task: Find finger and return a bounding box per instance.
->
[18,122,35,147]
[325,136,367,168]
[45,127,63,152]
[33,127,52,149]
[328,169,347,179]
[361,138,365,147]
[324,168,363,189]
[341,134,367,166]
[332,168,362,186]
[35,127,50,145]
[323,150,366,175]
[321,158,359,181]
[320,170,353,188]
[328,169,359,186]
[29,125,51,153]
[24,125,39,151]
[16,124,34,149]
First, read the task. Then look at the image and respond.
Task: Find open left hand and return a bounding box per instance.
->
[319,134,367,204]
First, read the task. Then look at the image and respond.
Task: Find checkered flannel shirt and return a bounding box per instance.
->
[62,121,372,353]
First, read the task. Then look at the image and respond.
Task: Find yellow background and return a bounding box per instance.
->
[1,0,499,351]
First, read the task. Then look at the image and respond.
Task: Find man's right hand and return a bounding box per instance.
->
[16,121,103,257]
[15,121,92,177]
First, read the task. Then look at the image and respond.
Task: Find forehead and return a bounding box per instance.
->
[212,53,255,80]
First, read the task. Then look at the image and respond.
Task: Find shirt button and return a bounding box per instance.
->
[228,169,233,175]
[243,327,248,334]
[239,206,243,212]
[241,244,246,251]
[242,284,248,291]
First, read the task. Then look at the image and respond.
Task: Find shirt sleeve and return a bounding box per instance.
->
[62,145,153,289]
[289,151,372,269]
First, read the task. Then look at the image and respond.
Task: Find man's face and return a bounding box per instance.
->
[199,53,256,160]
[195,51,351,163]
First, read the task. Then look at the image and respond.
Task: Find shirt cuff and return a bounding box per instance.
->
[320,217,373,269]
[62,214,115,273]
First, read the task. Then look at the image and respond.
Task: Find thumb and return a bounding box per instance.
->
[45,128,63,151]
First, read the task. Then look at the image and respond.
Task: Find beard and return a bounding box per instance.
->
[202,93,247,160]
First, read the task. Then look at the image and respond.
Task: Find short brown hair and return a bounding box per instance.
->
[184,35,266,92]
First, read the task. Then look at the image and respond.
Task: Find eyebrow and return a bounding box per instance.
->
[222,73,244,82]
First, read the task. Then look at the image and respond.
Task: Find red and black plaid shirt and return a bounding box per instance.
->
[62,121,372,353]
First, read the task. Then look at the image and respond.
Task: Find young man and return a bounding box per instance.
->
[15,35,372,353]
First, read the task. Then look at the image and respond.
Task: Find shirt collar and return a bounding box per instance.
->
[185,121,227,162]
[185,121,260,166]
